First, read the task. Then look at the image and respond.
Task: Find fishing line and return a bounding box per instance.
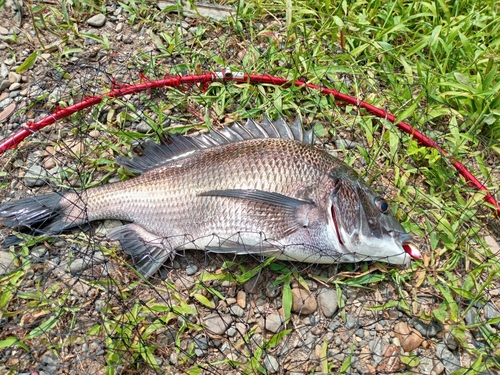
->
[1,68,498,216]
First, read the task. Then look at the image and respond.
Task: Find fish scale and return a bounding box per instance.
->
[0,116,421,277]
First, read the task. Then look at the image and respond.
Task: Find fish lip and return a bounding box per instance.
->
[402,241,421,259]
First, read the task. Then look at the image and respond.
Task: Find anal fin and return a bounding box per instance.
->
[107,223,174,278]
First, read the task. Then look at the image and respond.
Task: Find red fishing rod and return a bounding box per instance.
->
[1,68,498,216]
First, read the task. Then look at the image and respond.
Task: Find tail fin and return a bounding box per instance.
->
[0,193,83,241]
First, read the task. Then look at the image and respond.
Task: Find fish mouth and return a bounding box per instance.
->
[403,241,421,259]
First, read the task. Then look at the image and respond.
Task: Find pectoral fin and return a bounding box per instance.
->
[108,223,174,278]
[199,189,316,235]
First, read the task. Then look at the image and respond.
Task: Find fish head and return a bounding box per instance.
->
[328,172,421,264]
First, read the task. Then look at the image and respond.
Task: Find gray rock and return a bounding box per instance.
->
[116,23,123,33]
[465,307,478,325]
[9,82,21,91]
[435,343,461,374]
[335,139,362,150]
[0,250,16,275]
[41,352,59,373]
[204,314,232,335]
[484,302,500,327]
[226,327,236,337]
[30,245,48,261]
[328,320,342,331]
[345,314,358,329]
[95,220,122,236]
[136,120,151,133]
[263,354,279,373]
[185,263,197,276]
[444,331,458,351]
[193,334,209,356]
[265,313,284,333]
[411,318,442,337]
[8,71,21,83]
[24,164,48,187]
[230,305,244,317]
[318,288,338,317]
[87,13,106,27]
[265,280,280,298]
[70,251,106,274]
[0,63,7,78]
[419,356,435,374]
[4,58,15,65]
[369,337,386,364]
[0,80,10,92]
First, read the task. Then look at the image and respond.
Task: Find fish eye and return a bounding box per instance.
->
[375,197,390,214]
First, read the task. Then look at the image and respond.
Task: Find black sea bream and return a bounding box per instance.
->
[0,116,421,277]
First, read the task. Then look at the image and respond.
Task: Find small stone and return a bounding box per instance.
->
[465,307,478,325]
[435,343,460,374]
[8,71,21,83]
[95,220,122,236]
[0,26,8,35]
[9,82,21,91]
[236,290,246,309]
[444,331,458,350]
[116,23,124,33]
[204,314,232,335]
[265,280,280,298]
[484,302,500,327]
[4,58,15,65]
[291,288,317,315]
[265,313,284,333]
[0,79,10,91]
[432,360,445,375]
[87,13,107,27]
[263,354,279,373]
[230,305,244,317]
[394,322,423,352]
[345,314,358,329]
[0,251,16,275]
[317,288,338,317]
[411,318,442,337]
[136,121,151,133]
[185,263,197,276]
[30,245,48,261]
[24,164,47,187]
[70,251,106,274]
[1,63,8,78]
[157,327,177,345]
[70,141,85,155]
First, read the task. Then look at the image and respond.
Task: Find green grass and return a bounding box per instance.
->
[0,0,499,374]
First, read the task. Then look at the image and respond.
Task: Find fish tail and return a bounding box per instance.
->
[0,191,88,240]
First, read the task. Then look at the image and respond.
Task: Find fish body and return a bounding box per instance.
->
[0,116,420,277]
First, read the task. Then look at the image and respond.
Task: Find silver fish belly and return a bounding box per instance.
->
[0,116,421,277]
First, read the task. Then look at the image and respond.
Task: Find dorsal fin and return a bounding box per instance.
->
[116,115,315,174]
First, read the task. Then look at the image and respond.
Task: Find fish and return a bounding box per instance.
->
[0,116,421,277]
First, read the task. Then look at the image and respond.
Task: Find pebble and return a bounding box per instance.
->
[116,23,124,33]
[464,307,478,325]
[291,288,317,315]
[317,288,338,317]
[24,164,48,187]
[30,245,48,261]
[265,313,284,333]
[265,280,280,298]
[435,343,461,374]
[156,326,176,346]
[9,82,21,91]
[69,251,106,274]
[394,322,423,352]
[236,290,246,308]
[87,14,107,27]
[230,305,244,317]
[185,263,197,276]
[443,331,458,350]
[95,220,122,236]
[41,352,59,373]
[263,354,279,373]
[345,314,359,329]
[8,71,21,83]
[411,318,442,337]
[0,63,8,78]
[136,120,151,133]
[4,57,15,65]
[204,314,232,335]
[484,302,500,327]
[0,80,10,92]
[0,251,16,275]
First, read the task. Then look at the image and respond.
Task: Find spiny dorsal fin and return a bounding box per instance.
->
[116,115,315,174]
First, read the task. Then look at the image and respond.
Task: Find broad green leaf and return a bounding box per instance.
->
[16,51,39,73]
